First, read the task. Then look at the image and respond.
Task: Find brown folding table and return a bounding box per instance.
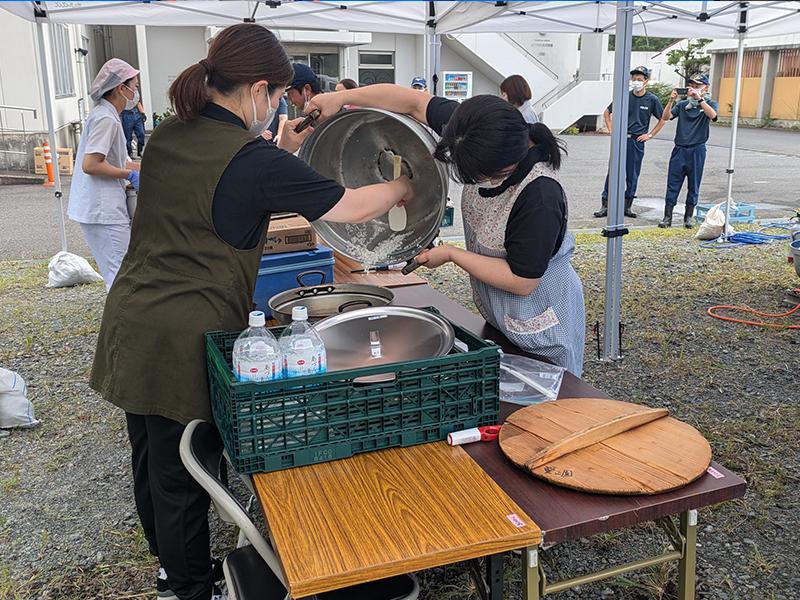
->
[251,283,746,600]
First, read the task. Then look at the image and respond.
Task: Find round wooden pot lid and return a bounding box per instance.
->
[499,398,712,495]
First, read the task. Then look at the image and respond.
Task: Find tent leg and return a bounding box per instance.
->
[723,26,746,239]
[36,20,68,254]
[602,0,634,361]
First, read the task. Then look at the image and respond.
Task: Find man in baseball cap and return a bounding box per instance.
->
[594,65,665,219]
[287,63,321,111]
[658,71,718,229]
[411,76,427,91]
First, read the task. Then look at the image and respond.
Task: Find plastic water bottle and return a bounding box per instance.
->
[232,311,282,382]
[279,306,327,378]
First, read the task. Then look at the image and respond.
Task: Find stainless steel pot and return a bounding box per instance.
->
[314,306,455,382]
[268,282,394,325]
[299,109,449,267]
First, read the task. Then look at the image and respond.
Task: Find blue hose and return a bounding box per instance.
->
[700,228,792,250]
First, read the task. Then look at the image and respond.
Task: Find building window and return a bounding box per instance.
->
[776,48,800,77]
[722,51,764,78]
[358,52,395,86]
[50,24,75,98]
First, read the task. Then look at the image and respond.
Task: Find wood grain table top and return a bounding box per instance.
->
[333,251,427,288]
[390,285,747,546]
[254,442,541,598]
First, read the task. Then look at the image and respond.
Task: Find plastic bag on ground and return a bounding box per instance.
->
[499,353,564,405]
[46,251,103,288]
[0,367,39,430]
[696,202,736,241]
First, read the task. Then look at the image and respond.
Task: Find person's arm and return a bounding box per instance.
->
[663,89,679,121]
[274,114,288,144]
[414,245,539,296]
[603,107,613,134]
[82,153,137,179]
[698,97,718,120]
[308,84,431,124]
[320,177,413,224]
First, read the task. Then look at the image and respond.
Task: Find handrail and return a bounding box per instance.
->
[0,104,38,173]
[539,79,580,109]
[500,34,560,81]
[0,104,37,119]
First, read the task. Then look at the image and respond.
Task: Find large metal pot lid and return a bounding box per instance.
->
[299,109,449,267]
[269,283,394,319]
[314,306,455,375]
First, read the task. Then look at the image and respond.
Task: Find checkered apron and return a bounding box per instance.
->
[461,163,585,376]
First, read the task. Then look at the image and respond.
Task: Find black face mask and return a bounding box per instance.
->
[478,144,549,198]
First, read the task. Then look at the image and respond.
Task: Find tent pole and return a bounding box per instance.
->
[723,5,748,239]
[36,20,68,253]
[602,0,634,361]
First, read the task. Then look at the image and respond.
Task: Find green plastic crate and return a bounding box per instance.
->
[206,309,500,474]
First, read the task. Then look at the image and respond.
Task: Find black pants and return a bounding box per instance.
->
[126,413,214,600]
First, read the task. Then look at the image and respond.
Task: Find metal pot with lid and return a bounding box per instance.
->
[314,306,455,383]
[299,109,449,267]
[268,277,394,325]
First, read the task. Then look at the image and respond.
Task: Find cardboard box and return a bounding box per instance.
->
[263,213,317,255]
[34,147,74,176]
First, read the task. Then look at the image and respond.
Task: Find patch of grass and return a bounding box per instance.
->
[0,261,49,294]
[1,467,21,494]
[750,544,780,576]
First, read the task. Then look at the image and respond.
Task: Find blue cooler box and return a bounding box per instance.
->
[253,245,334,316]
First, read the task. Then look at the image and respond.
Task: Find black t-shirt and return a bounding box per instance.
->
[426,97,567,279]
[203,103,344,249]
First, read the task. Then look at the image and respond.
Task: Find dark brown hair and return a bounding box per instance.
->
[169,24,293,122]
[337,78,358,90]
[500,74,532,107]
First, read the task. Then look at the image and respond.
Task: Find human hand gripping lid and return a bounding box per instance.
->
[89,58,139,102]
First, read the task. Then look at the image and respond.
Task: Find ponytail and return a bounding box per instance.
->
[168,24,293,122]
[169,63,208,122]
[528,122,567,170]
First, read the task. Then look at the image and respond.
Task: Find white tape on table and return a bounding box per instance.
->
[447,428,482,446]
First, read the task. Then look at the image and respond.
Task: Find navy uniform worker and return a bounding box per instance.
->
[67,58,142,291]
[658,73,718,229]
[309,86,586,376]
[286,62,320,111]
[261,94,287,143]
[90,25,413,600]
[121,95,146,158]
[594,66,665,219]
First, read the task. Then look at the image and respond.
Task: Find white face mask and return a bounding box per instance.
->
[629,80,645,92]
[248,85,276,137]
[122,84,140,111]
[303,89,310,111]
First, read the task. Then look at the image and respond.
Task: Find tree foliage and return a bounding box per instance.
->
[607,35,681,51]
[667,38,713,82]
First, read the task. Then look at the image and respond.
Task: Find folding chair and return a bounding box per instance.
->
[180,420,419,600]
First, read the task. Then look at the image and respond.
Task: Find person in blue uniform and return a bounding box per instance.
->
[594,66,665,219]
[121,96,146,158]
[658,73,718,228]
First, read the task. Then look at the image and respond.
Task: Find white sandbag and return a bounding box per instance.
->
[46,251,103,288]
[696,202,736,241]
[0,368,39,429]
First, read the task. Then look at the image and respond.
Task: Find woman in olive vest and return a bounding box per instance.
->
[91,24,412,600]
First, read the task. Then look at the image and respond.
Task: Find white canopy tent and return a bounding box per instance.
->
[4,0,800,361]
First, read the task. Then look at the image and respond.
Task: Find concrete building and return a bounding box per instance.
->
[708,35,800,126]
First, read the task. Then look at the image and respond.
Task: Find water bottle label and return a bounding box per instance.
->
[284,351,320,377]
[234,357,281,382]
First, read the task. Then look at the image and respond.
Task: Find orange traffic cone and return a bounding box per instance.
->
[43,140,55,188]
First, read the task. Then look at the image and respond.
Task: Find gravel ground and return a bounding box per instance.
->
[1,228,798,599]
